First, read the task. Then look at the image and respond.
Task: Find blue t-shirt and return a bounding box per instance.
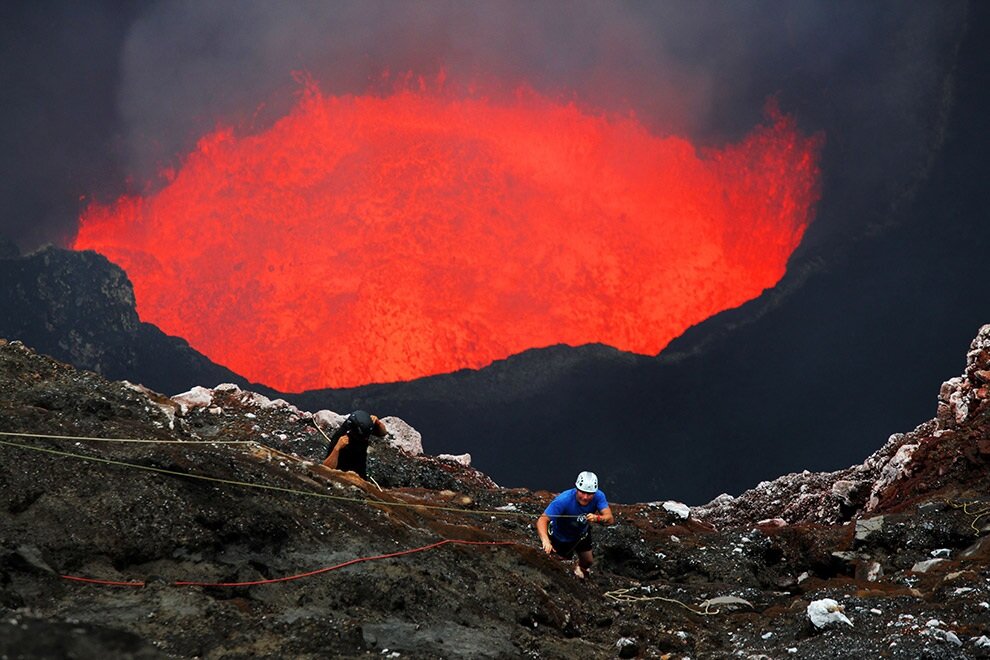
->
[543,488,609,542]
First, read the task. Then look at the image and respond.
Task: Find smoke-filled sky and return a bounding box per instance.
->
[0,0,969,255]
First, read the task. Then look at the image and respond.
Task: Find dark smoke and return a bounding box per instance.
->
[0,1,968,258]
[0,0,140,252]
[118,1,966,254]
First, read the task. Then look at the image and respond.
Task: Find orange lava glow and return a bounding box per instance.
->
[75,84,821,391]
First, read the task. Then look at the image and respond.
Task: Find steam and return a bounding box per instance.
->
[0,1,968,253]
[118,2,964,167]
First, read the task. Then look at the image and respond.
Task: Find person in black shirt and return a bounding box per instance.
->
[321,410,387,480]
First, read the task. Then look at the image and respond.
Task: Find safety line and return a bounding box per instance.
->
[603,587,719,616]
[59,539,519,588]
[0,437,536,518]
[946,498,990,533]
[0,430,254,445]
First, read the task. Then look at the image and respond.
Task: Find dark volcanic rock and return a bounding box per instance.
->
[1,330,989,658]
[0,246,272,396]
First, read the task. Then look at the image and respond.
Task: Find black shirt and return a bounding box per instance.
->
[327,428,371,479]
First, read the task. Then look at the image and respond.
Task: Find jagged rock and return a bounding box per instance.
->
[911,558,949,573]
[865,443,918,511]
[312,409,347,429]
[382,416,423,455]
[831,479,869,508]
[807,599,853,628]
[11,545,55,575]
[959,535,990,561]
[855,516,885,543]
[662,501,690,520]
[937,324,990,431]
[437,453,471,466]
[0,247,269,396]
[615,636,639,658]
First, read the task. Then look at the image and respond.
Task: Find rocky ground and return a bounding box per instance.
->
[1,327,989,658]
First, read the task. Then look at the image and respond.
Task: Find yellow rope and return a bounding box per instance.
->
[0,430,253,445]
[946,498,990,533]
[0,437,536,518]
[603,587,720,616]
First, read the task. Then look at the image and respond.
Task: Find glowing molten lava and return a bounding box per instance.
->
[75,84,821,391]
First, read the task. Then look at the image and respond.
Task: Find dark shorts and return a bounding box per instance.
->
[549,529,592,559]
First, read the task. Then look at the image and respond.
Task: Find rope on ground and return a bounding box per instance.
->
[603,587,720,616]
[0,430,254,445]
[946,498,990,533]
[0,437,540,518]
[60,539,519,588]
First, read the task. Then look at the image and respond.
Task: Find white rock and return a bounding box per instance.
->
[949,390,969,423]
[931,548,951,558]
[866,443,918,510]
[171,386,214,412]
[698,595,753,611]
[911,559,948,573]
[662,501,690,519]
[807,599,853,628]
[615,637,637,650]
[926,626,962,646]
[313,410,347,431]
[437,453,471,467]
[381,416,423,455]
[974,635,990,648]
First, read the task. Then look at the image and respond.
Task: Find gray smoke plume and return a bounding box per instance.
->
[0,0,969,256]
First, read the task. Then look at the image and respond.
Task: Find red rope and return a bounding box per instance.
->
[60,539,518,588]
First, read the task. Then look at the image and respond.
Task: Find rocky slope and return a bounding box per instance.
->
[0,245,271,398]
[1,327,988,658]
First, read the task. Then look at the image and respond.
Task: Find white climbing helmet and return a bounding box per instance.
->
[575,471,598,493]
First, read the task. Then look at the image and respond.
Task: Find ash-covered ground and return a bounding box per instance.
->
[1,327,989,658]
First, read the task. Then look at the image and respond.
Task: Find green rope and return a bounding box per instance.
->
[0,430,253,445]
[0,437,535,518]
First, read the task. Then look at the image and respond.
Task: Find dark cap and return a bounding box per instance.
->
[348,410,374,436]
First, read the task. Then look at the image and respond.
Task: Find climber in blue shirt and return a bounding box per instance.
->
[536,471,614,579]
